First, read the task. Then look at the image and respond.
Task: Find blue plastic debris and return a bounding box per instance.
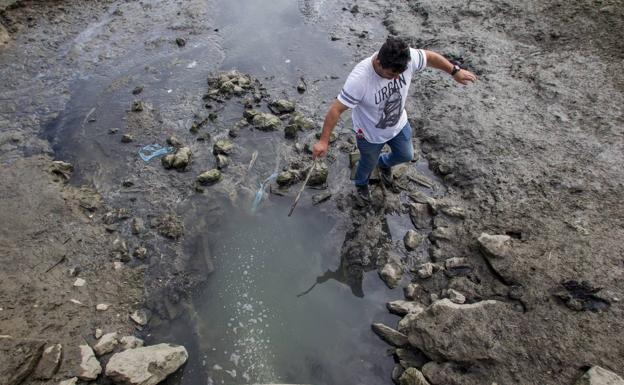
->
[250,172,278,213]
[138,144,174,162]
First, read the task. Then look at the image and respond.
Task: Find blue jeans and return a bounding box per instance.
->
[354,122,414,186]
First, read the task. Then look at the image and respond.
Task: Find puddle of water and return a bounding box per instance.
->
[173,197,398,385]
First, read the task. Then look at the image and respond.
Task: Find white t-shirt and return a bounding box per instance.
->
[337,48,427,143]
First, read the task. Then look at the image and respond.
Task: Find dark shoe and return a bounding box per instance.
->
[355,184,372,206]
[379,166,400,193]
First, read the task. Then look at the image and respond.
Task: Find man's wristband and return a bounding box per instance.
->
[450,64,461,76]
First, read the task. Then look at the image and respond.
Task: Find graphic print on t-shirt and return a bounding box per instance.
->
[375,74,407,129]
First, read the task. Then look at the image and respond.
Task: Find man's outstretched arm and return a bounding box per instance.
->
[312,99,349,159]
[424,50,477,85]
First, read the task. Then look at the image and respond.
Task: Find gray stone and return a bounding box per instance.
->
[290,113,315,130]
[163,147,192,170]
[395,348,428,370]
[95,329,103,339]
[197,169,221,185]
[399,367,430,385]
[404,283,426,300]
[445,257,471,270]
[308,162,328,186]
[33,344,62,379]
[48,161,73,180]
[416,263,435,279]
[96,303,110,311]
[408,203,432,229]
[404,230,423,251]
[0,337,45,385]
[216,154,230,169]
[276,170,297,187]
[371,323,408,347]
[575,366,624,385]
[252,112,281,131]
[105,344,188,385]
[166,136,182,148]
[441,206,466,218]
[94,332,119,356]
[243,109,260,120]
[120,336,145,350]
[387,300,425,316]
[478,233,512,259]
[130,309,151,326]
[58,378,78,385]
[131,218,145,235]
[379,261,403,289]
[284,124,298,139]
[429,227,452,242]
[398,312,419,335]
[392,364,405,385]
[213,139,234,155]
[0,23,9,46]
[269,99,296,114]
[447,289,466,304]
[131,101,144,112]
[78,344,102,380]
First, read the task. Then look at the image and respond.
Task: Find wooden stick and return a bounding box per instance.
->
[288,159,318,217]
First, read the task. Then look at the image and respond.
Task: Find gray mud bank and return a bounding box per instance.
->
[1,0,623,385]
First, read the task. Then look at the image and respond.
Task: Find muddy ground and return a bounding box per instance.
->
[1,0,623,384]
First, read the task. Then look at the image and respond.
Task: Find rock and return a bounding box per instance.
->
[109,127,119,134]
[0,24,9,46]
[0,337,45,385]
[284,124,298,139]
[73,278,86,287]
[269,99,295,114]
[96,303,109,311]
[395,348,428,369]
[113,261,124,270]
[213,139,234,155]
[175,37,186,47]
[404,283,426,300]
[371,323,408,347]
[216,154,229,169]
[276,170,297,187]
[171,147,192,169]
[575,366,624,385]
[93,332,119,356]
[297,81,307,93]
[478,233,512,259]
[290,113,315,130]
[252,112,281,131]
[408,203,432,229]
[243,109,260,120]
[121,134,134,143]
[48,161,73,180]
[78,344,102,380]
[105,344,188,385]
[429,227,452,242]
[131,100,144,112]
[403,230,423,251]
[153,214,184,239]
[399,367,431,385]
[387,300,425,316]
[447,289,466,304]
[130,309,151,326]
[132,86,144,95]
[445,257,471,270]
[197,169,222,185]
[166,136,182,148]
[308,162,328,186]
[398,313,419,335]
[406,299,516,362]
[312,192,332,205]
[120,336,144,350]
[392,364,405,384]
[416,262,435,279]
[95,329,103,339]
[58,378,78,385]
[131,218,145,235]
[441,206,466,218]
[379,261,403,289]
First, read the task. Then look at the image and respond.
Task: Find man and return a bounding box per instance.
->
[312,37,476,204]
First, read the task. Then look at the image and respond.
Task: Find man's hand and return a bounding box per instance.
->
[453,69,477,85]
[312,140,329,159]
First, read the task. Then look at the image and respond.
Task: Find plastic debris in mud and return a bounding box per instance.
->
[251,172,278,213]
[138,144,174,162]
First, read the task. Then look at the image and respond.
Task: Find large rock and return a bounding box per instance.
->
[269,99,295,114]
[379,261,403,289]
[575,366,624,385]
[399,367,430,385]
[33,343,62,379]
[406,299,519,362]
[307,162,328,186]
[408,203,432,229]
[276,170,297,187]
[252,112,281,131]
[162,147,192,170]
[371,323,408,347]
[395,348,428,369]
[213,139,234,155]
[105,344,188,385]
[404,283,426,300]
[0,337,45,385]
[78,344,102,380]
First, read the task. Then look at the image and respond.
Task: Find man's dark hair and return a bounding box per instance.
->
[378,37,410,72]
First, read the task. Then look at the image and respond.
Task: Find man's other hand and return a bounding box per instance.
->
[312,140,329,159]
